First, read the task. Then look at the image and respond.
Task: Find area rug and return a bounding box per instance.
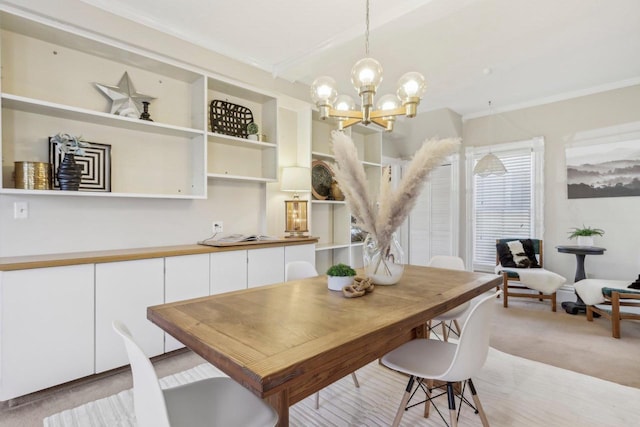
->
[44,347,640,426]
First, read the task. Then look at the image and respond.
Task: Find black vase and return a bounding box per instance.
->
[57,153,82,191]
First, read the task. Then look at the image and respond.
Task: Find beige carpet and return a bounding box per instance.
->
[489,298,640,388]
[42,347,640,426]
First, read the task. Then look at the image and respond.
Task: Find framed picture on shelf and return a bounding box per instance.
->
[49,139,112,192]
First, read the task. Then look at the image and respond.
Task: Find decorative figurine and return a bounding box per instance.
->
[95,71,155,119]
[140,101,153,121]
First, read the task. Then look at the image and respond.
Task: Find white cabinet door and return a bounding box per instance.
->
[164,254,210,352]
[284,243,316,267]
[0,265,94,401]
[210,250,247,295]
[95,258,164,373]
[247,247,285,288]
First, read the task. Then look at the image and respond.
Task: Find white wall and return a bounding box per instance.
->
[0,180,265,256]
[462,85,640,283]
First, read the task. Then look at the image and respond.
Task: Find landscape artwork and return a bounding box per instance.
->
[566,140,640,199]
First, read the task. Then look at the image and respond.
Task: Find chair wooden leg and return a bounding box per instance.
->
[468,378,490,427]
[586,306,594,321]
[442,322,449,342]
[502,273,509,308]
[315,391,320,409]
[446,382,458,427]
[392,376,415,427]
[423,379,434,418]
[452,319,462,336]
[351,372,360,388]
[426,320,432,339]
[612,292,621,338]
[551,292,557,312]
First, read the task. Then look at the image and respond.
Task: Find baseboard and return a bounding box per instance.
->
[557,286,577,304]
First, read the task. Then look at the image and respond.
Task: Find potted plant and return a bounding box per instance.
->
[568,225,604,247]
[326,263,356,291]
[50,132,91,191]
[246,122,260,140]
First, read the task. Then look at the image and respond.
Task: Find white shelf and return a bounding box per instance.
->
[310,113,382,269]
[311,151,335,160]
[315,243,351,251]
[208,132,277,149]
[311,200,347,205]
[0,188,206,199]
[206,173,277,183]
[362,160,382,167]
[2,94,204,139]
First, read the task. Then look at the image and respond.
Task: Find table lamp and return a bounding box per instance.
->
[281,166,310,237]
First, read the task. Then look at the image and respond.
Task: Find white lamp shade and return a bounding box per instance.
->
[473,153,507,177]
[281,167,311,192]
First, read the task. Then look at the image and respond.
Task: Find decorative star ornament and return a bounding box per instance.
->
[95,72,155,118]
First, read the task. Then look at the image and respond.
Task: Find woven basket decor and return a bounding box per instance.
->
[209,100,254,138]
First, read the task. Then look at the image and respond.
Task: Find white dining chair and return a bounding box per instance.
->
[284,261,360,409]
[381,291,500,427]
[113,320,278,427]
[427,255,469,341]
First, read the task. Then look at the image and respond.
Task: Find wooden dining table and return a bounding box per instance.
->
[147,264,501,426]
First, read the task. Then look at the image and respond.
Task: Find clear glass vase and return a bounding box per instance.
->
[363,232,405,285]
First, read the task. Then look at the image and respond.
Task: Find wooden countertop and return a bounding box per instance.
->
[0,237,318,271]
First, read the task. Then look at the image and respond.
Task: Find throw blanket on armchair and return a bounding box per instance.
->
[574,279,633,305]
[495,266,566,294]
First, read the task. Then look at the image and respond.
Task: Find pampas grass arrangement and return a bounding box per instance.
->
[331,130,461,263]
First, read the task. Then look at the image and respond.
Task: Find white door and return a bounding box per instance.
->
[0,265,94,400]
[210,250,248,294]
[95,258,165,373]
[248,247,285,288]
[165,254,210,352]
[409,164,456,265]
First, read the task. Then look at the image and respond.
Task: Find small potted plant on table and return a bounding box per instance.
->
[568,225,604,247]
[326,263,356,291]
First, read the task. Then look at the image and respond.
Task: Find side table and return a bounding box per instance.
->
[556,245,606,314]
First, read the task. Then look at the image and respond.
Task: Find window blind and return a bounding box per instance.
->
[473,149,534,271]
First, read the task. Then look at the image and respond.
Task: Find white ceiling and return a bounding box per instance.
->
[79,0,640,117]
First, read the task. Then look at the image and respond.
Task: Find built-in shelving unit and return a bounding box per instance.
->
[206,77,278,182]
[0,9,279,198]
[310,112,382,272]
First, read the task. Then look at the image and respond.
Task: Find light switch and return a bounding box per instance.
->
[14,202,28,219]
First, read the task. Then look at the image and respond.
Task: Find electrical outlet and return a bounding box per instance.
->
[14,202,28,219]
[212,221,224,233]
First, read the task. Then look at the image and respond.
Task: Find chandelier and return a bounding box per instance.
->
[310,0,426,132]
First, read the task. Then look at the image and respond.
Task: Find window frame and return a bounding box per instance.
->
[464,137,545,272]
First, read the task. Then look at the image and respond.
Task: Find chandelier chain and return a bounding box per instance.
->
[365,0,370,56]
